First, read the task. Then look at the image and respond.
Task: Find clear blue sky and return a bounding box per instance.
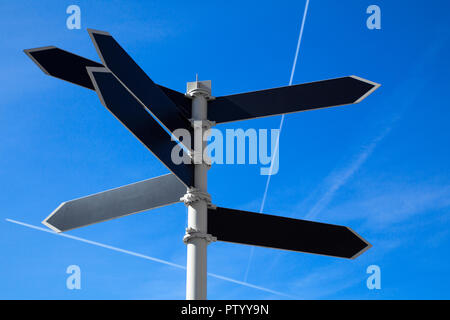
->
[1,0,450,299]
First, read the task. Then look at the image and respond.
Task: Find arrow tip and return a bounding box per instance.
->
[23,46,59,76]
[87,28,111,36]
[41,202,65,233]
[350,75,381,104]
[346,226,372,259]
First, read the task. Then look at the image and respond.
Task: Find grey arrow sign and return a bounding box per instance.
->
[43,174,186,232]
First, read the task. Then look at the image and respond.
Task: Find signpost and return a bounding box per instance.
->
[24,29,380,300]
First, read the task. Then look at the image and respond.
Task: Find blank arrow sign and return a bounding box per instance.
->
[23,46,194,120]
[88,29,192,142]
[87,67,194,187]
[208,76,380,124]
[23,46,103,90]
[208,207,371,259]
[43,174,186,232]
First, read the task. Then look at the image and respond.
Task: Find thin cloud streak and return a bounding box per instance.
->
[304,125,393,221]
[331,184,450,228]
[304,38,444,222]
[5,218,289,297]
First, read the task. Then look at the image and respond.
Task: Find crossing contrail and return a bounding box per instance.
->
[243,0,310,283]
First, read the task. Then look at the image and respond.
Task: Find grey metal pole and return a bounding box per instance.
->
[183,79,214,300]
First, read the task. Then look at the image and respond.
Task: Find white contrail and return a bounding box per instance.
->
[243,0,310,283]
[289,0,310,87]
[207,272,292,297]
[5,218,290,297]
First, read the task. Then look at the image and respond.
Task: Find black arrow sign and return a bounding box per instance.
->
[208,207,371,259]
[87,67,194,187]
[208,76,380,124]
[23,46,103,90]
[88,29,192,142]
[23,46,192,117]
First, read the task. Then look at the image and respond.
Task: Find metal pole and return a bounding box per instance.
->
[183,79,214,300]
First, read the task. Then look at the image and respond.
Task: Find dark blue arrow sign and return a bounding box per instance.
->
[23,46,103,89]
[87,67,194,187]
[208,76,380,124]
[88,29,192,142]
[23,46,191,117]
[208,207,371,259]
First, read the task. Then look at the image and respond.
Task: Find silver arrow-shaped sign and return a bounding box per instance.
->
[43,174,186,232]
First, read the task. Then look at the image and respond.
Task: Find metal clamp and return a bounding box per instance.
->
[189,119,216,130]
[207,203,217,210]
[183,227,217,244]
[189,119,215,166]
[180,188,212,206]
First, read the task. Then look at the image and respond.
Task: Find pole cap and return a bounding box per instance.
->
[186,80,212,98]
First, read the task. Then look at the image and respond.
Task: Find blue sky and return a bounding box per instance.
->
[1,0,450,299]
